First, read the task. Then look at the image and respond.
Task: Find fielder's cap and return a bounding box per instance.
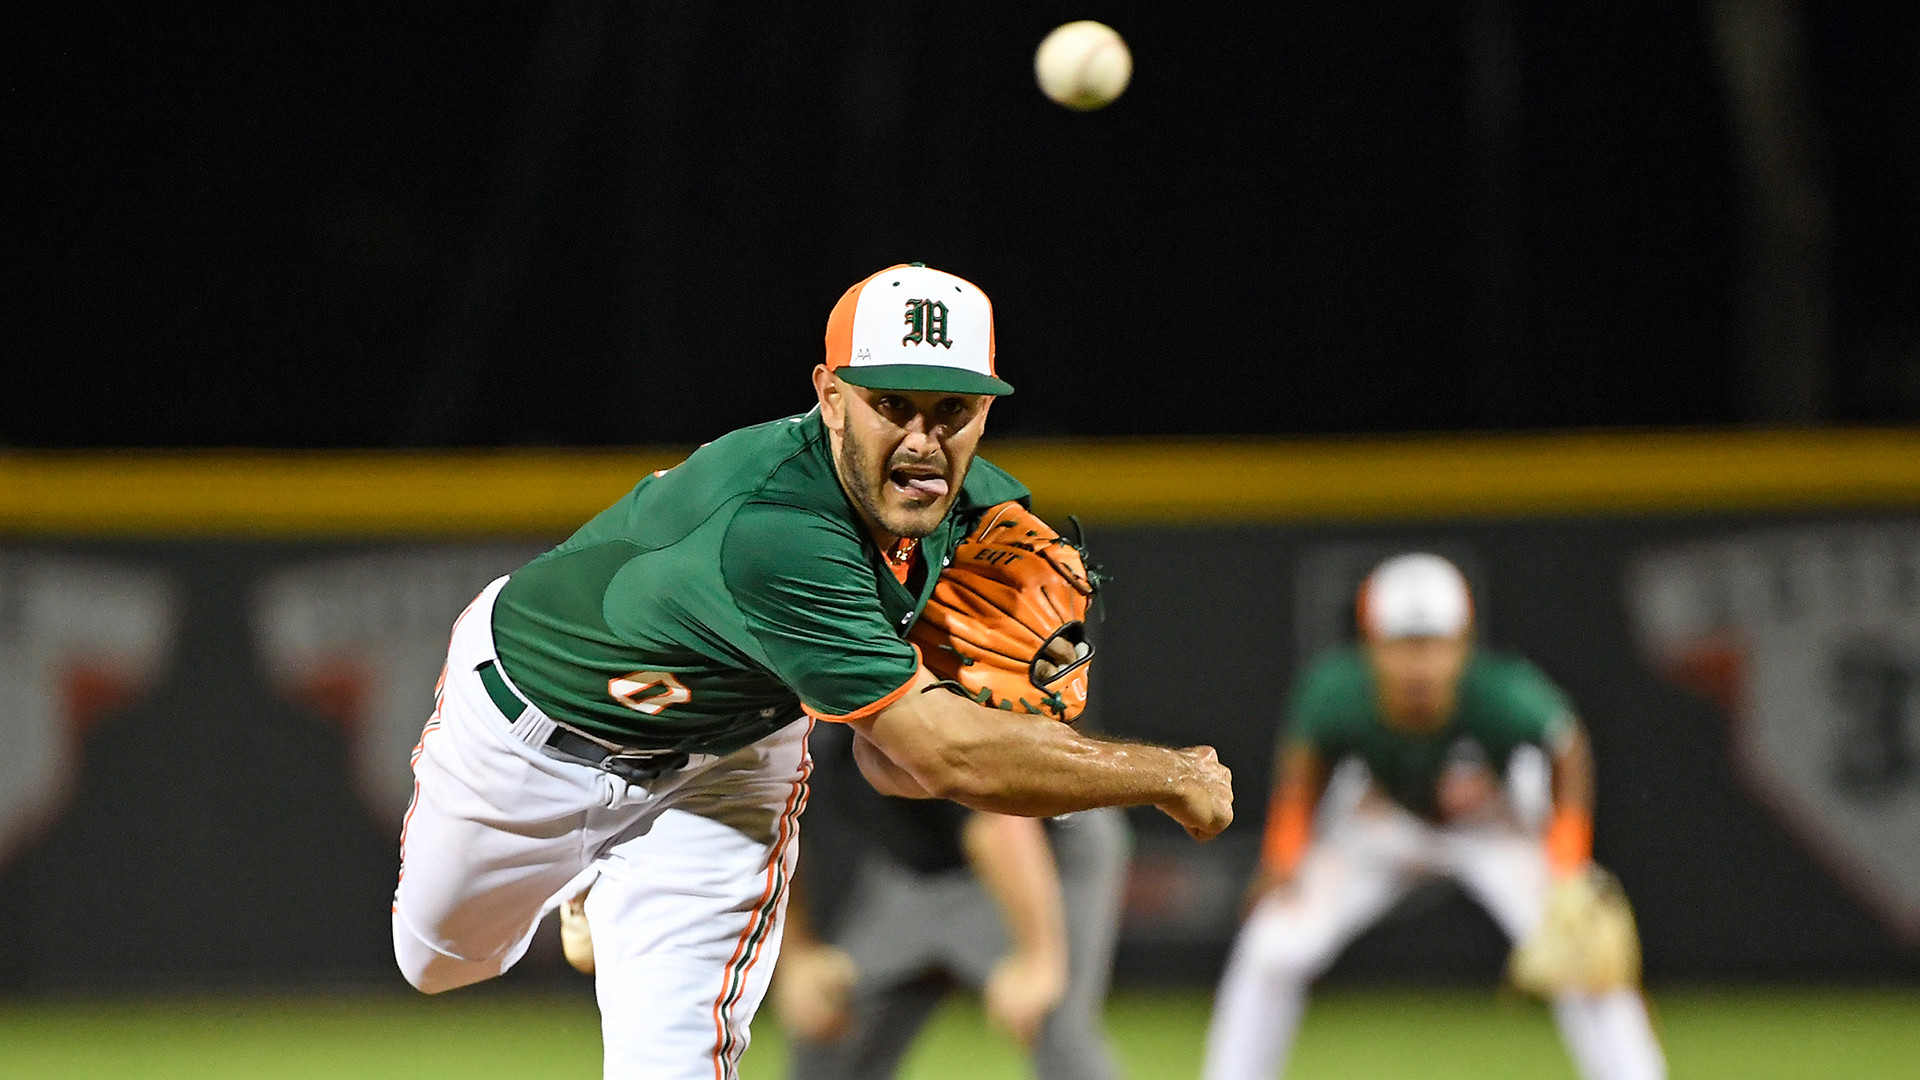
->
[824,263,1014,396]
[1358,553,1474,640]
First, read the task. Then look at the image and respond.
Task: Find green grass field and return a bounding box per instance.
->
[2,986,1915,1079]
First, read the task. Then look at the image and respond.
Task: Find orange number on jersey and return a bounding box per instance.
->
[609,670,692,715]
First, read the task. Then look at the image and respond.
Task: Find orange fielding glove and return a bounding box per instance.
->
[909,501,1100,722]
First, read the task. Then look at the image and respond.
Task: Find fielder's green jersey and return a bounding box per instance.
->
[489,408,1028,755]
[1286,646,1576,819]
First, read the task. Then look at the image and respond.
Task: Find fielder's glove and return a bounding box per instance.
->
[908,501,1101,722]
[1507,865,1644,996]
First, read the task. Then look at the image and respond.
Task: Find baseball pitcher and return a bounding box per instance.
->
[390,264,1233,1080]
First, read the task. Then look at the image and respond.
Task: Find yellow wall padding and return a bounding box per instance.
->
[2,429,1917,537]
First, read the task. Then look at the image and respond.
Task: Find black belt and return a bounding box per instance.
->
[476,660,689,782]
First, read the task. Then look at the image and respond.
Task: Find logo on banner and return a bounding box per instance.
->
[0,556,176,870]
[1625,524,1920,941]
[253,547,545,823]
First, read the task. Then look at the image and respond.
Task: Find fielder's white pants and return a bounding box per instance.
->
[1202,801,1665,1080]
[392,577,811,1080]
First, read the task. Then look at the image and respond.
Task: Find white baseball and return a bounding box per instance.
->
[1034,21,1132,112]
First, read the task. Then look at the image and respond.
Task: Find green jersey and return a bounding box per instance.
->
[1286,646,1576,819]
[489,408,1029,756]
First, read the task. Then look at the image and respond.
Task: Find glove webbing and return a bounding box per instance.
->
[922,676,1070,716]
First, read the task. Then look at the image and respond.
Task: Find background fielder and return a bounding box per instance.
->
[1202,553,1665,1080]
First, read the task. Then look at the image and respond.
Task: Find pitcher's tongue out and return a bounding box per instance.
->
[891,467,950,500]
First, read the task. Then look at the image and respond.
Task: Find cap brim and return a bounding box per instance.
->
[837,364,1014,396]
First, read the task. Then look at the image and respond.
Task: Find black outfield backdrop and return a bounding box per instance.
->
[13,4,1919,446]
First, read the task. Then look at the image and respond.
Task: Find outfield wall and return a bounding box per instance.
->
[1,431,1917,989]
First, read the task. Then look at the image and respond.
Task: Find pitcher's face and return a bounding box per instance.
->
[817,369,991,538]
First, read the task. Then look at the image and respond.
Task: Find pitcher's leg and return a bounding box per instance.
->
[392,582,609,994]
[391,737,597,993]
[590,806,802,1080]
[591,721,811,1080]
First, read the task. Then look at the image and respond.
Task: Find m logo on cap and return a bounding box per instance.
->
[902,299,954,349]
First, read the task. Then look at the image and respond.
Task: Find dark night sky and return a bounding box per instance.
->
[9,2,1917,447]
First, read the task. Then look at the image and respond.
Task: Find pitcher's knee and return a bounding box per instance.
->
[393,910,493,994]
[393,931,456,994]
[397,952,456,994]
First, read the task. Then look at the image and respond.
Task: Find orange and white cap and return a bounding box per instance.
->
[1358,553,1474,640]
[824,263,1014,396]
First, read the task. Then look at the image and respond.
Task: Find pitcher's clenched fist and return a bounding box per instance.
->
[1164,745,1234,841]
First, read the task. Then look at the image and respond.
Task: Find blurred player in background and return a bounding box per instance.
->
[1203,553,1665,1080]
[772,722,1129,1080]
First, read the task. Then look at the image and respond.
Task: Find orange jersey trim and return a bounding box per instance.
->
[800,649,922,723]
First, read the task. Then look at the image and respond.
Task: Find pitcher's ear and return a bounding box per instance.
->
[814,365,846,429]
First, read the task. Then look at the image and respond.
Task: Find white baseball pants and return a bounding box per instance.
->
[1203,801,1665,1080]
[392,577,811,1080]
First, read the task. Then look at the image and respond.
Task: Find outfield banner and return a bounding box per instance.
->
[1625,524,1920,943]
[1,512,1918,988]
